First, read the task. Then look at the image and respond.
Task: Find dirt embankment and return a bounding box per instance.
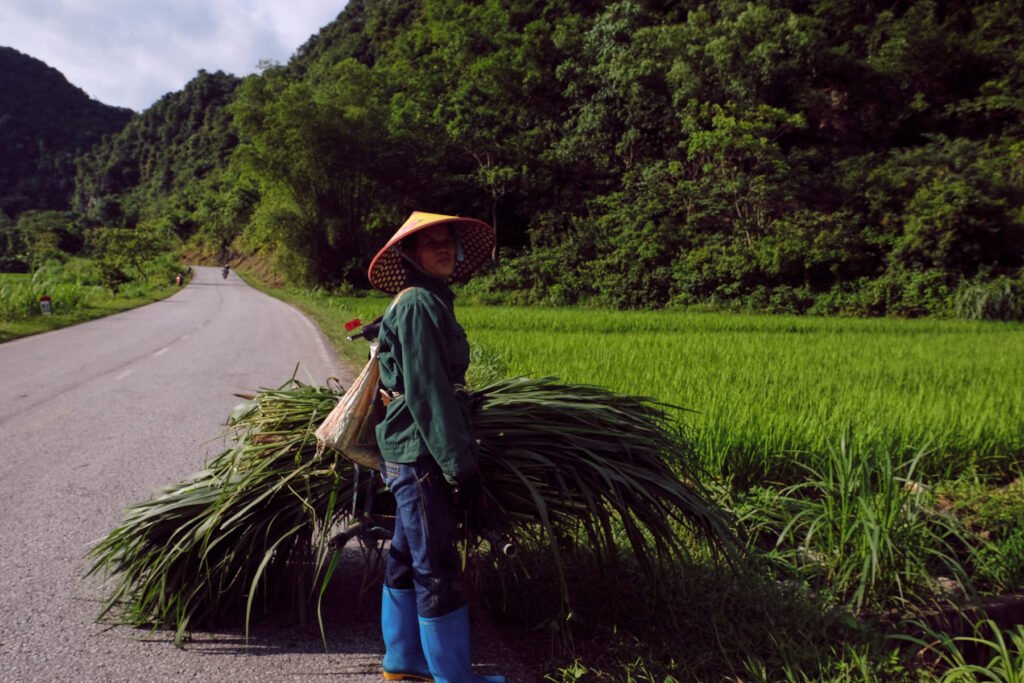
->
[181,243,284,287]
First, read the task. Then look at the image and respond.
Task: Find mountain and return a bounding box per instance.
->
[0,46,133,218]
[73,69,241,234]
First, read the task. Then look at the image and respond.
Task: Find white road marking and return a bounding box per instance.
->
[115,369,134,380]
[153,347,170,357]
[297,308,339,383]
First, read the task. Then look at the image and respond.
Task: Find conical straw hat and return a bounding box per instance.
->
[368,211,495,293]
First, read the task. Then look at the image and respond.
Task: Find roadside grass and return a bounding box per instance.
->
[898,619,1024,683]
[0,257,186,344]
[239,274,1024,681]
[934,473,1024,594]
[483,534,871,681]
[735,436,975,614]
[0,290,179,344]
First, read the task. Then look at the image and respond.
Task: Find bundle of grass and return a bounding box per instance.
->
[471,377,735,608]
[88,381,353,644]
[89,376,735,643]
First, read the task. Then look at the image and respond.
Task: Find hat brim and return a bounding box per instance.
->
[368,213,495,294]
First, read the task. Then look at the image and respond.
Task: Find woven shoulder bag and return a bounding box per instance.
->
[315,287,414,470]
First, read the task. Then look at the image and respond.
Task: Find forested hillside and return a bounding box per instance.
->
[0,47,132,218]
[73,70,241,245]
[74,0,1024,315]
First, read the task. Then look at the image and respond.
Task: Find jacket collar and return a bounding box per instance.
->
[405,265,455,310]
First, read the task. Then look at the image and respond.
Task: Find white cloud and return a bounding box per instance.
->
[0,0,345,111]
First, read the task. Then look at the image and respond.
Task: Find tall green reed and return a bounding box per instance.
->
[740,433,974,613]
[900,618,1024,683]
[0,277,99,320]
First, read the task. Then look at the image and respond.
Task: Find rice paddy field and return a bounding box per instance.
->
[325,297,1024,486]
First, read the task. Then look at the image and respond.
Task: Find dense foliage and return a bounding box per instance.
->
[73,70,242,247]
[25,1,1024,315]
[0,47,132,219]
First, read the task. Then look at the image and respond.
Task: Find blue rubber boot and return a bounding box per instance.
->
[382,586,433,681]
[418,605,506,683]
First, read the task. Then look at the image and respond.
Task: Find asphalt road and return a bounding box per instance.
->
[0,266,532,682]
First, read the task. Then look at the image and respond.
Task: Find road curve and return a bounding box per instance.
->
[0,266,380,682]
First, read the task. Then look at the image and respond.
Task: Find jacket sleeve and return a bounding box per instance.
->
[393,296,478,485]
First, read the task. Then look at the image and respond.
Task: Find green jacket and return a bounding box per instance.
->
[374,270,477,485]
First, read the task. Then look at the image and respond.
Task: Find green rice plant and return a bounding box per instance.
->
[740,433,973,613]
[445,304,1024,485]
[900,619,1024,682]
[89,375,734,643]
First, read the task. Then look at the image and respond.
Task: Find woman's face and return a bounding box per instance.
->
[411,224,457,278]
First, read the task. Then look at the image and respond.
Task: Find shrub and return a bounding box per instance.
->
[859,269,952,317]
[954,274,1024,321]
[740,435,973,613]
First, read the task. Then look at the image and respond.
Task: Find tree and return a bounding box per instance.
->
[88,226,171,280]
[231,59,394,286]
[15,210,78,270]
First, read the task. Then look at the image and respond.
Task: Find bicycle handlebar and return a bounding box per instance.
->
[347,316,384,342]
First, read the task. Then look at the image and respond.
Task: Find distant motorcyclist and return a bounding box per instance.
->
[222,264,230,279]
[175,273,184,287]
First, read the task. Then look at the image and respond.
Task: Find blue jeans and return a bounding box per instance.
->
[382,456,465,618]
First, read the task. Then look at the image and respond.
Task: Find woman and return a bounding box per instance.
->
[367,211,505,683]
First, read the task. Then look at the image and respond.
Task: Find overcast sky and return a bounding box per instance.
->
[0,0,347,112]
